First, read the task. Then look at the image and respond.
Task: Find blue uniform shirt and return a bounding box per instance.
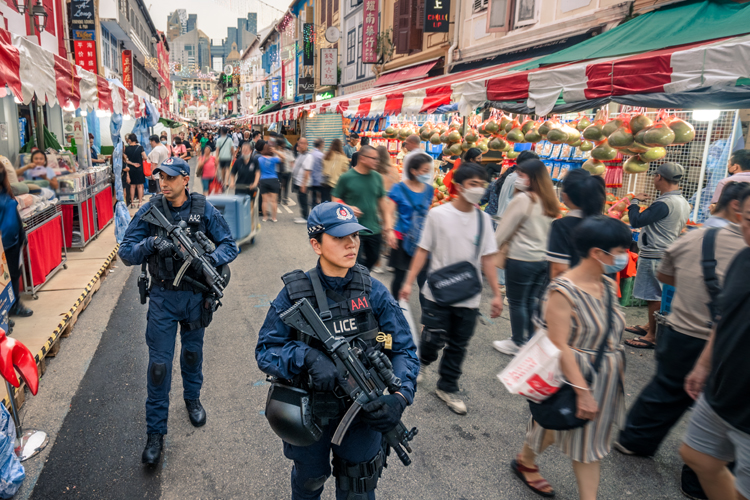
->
[256,264,419,404]
[118,191,238,267]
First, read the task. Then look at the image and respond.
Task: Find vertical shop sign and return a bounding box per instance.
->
[303,23,315,66]
[286,77,295,100]
[74,39,98,74]
[424,0,450,33]
[362,0,379,64]
[122,50,133,91]
[70,0,96,32]
[320,48,337,86]
[271,77,281,102]
[157,40,170,86]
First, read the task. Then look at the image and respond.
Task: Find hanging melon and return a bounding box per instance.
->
[577,115,592,131]
[630,114,653,135]
[430,133,442,145]
[643,123,675,147]
[579,140,594,151]
[624,156,649,174]
[582,158,606,175]
[641,147,666,162]
[507,127,525,143]
[506,150,519,159]
[485,120,500,135]
[546,128,568,144]
[601,119,623,137]
[525,128,542,143]
[538,120,555,137]
[669,118,695,145]
[591,141,618,161]
[521,120,535,134]
[608,127,635,149]
[583,123,604,142]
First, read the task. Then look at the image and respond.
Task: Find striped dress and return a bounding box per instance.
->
[526,277,626,464]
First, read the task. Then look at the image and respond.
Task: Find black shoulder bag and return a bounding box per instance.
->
[426,208,484,306]
[528,280,614,430]
[701,227,722,326]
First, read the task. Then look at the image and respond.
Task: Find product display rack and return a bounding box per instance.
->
[60,186,96,249]
[21,204,67,298]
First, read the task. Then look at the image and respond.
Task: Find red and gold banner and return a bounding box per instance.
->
[362,0,379,64]
[73,40,97,74]
[122,49,133,91]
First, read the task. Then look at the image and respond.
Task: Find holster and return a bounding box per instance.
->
[179,295,216,331]
[138,263,149,305]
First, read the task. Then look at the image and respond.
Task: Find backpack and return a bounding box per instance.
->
[216,136,233,161]
[398,183,428,256]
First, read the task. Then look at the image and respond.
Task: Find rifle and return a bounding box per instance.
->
[140,205,226,301]
[280,298,418,466]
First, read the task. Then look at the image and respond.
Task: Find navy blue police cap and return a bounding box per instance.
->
[153,157,190,177]
[307,202,371,237]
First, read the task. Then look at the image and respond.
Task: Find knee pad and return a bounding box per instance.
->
[149,362,167,386]
[332,448,386,500]
[302,474,329,492]
[183,349,200,367]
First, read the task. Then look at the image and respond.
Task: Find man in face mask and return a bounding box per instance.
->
[399,163,503,415]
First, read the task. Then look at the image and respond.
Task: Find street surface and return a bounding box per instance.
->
[16,187,687,499]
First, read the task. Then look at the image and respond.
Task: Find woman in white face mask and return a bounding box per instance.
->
[493,159,560,357]
[509,215,630,499]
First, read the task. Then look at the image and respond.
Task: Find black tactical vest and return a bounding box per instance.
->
[282,265,380,349]
[147,192,207,288]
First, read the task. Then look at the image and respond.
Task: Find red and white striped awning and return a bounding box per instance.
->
[484,34,750,116]
[0,27,177,121]
[238,34,750,125]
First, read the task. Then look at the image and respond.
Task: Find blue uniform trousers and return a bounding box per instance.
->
[283,418,382,500]
[145,286,206,435]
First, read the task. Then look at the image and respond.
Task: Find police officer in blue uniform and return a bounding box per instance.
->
[118,158,238,466]
[256,202,419,500]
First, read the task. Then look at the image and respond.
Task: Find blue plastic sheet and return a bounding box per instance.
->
[110,113,131,243]
[0,405,24,498]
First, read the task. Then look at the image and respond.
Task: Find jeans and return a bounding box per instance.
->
[283,419,382,500]
[618,325,706,455]
[279,172,292,202]
[419,299,479,393]
[145,287,206,435]
[357,233,382,271]
[295,185,310,219]
[320,185,333,203]
[310,186,323,208]
[505,258,547,346]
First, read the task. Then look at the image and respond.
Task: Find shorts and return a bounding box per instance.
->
[683,395,750,499]
[260,178,280,195]
[219,159,232,170]
[633,257,663,301]
[201,179,211,191]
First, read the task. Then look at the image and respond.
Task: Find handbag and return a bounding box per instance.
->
[496,195,534,269]
[142,159,152,177]
[528,280,614,430]
[426,208,484,306]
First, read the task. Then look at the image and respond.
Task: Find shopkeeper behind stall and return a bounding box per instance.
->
[16,150,59,190]
[90,136,106,165]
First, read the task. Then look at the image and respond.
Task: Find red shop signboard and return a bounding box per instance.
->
[73,40,97,74]
[362,0,379,64]
[122,50,133,91]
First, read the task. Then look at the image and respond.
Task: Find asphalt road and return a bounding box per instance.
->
[23,198,689,500]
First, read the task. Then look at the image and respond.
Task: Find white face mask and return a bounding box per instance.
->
[514,177,530,192]
[460,186,485,205]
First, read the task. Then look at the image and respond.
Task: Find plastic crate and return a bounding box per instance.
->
[207,194,253,240]
[619,276,647,308]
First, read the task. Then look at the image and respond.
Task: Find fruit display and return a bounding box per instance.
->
[429,174,458,209]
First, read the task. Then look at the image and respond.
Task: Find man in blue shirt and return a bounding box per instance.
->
[256,202,418,500]
[118,158,238,466]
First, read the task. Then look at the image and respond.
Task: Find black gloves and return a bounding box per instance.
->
[153,236,176,257]
[190,258,205,273]
[361,394,407,433]
[304,349,342,392]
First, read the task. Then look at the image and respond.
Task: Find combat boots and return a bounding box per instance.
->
[185,398,206,427]
[142,433,163,466]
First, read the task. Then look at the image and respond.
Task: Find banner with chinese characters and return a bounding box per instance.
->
[73,40,97,74]
[157,40,170,86]
[271,77,281,102]
[425,0,450,33]
[122,50,133,91]
[320,48,337,86]
[362,0,379,64]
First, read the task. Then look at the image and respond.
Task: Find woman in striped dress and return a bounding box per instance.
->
[511,216,631,499]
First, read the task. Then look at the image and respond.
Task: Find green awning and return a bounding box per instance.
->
[512,0,750,71]
[158,117,182,129]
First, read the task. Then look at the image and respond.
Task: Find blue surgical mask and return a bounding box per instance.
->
[161,140,167,145]
[417,173,432,184]
[598,250,628,274]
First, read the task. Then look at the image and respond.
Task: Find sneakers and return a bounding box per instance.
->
[613,441,637,456]
[493,339,520,356]
[435,389,467,415]
[142,433,163,466]
[294,217,307,224]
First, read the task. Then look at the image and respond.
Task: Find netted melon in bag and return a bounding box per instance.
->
[448,130,462,143]
[489,137,507,151]
[420,128,433,141]
[579,140,594,151]
[582,158,606,175]
[624,156,649,174]
[449,143,463,155]
[521,120,535,134]
[525,127,542,143]
[478,141,489,153]
[430,133,442,145]
[591,141,618,161]
[564,126,581,146]
[644,122,675,147]
[608,126,634,149]
[485,120,500,135]
[602,119,624,137]
[506,150,519,159]
[546,127,568,144]
[583,123,604,141]
[577,115,592,131]
[669,118,695,144]
[630,114,653,135]
[641,147,666,162]
[507,127,526,143]
[538,120,556,137]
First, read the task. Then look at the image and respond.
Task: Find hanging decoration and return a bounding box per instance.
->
[303,23,315,66]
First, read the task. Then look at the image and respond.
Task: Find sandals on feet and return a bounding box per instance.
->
[511,458,555,497]
[624,337,656,349]
[625,325,648,336]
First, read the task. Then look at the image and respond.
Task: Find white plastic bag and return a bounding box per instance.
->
[497,330,563,403]
[398,299,420,358]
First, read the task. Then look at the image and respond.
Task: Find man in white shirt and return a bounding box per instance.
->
[400,163,502,415]
[710,149,750,205]
[292,137,314,223]
[147,135,170,194]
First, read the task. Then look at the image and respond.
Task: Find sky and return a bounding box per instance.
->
[147,0,282,43]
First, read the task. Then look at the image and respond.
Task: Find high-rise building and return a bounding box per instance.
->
[210,13,258,67]
[187,14,197,33]
[167,9,187,42]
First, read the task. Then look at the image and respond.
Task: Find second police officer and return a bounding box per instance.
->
[119,157,238,466]
[256,202,419,500]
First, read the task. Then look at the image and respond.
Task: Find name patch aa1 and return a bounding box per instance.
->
[348,296,370,314]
